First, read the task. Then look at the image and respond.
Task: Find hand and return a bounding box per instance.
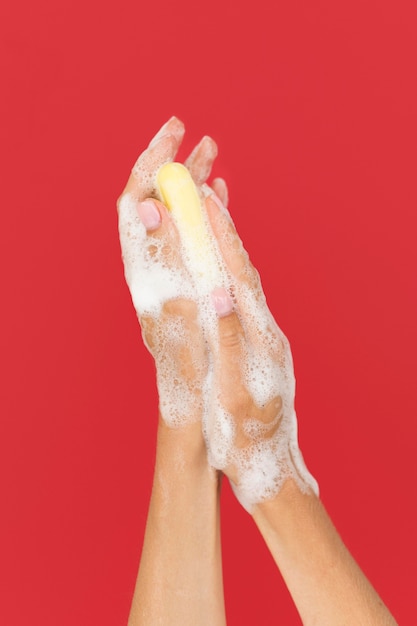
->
[117,117,226,429]
[118,119,228,626]
[118,121,396,626]
[202,195,319,511]
[117,116,317,512]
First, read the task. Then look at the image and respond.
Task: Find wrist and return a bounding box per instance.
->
[253,478,318,526]
[252,478,327,582]
[226,439,318,514]
[147,418,221,543]
[154,415,220,490]
[156,414,206,461]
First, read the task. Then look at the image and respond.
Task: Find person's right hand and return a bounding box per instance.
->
[202,196,319,511]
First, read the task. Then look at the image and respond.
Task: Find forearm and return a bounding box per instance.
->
[128,418,226,626]
[253,479,397,626]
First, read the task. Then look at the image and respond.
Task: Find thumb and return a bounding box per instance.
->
[211,287,245,357]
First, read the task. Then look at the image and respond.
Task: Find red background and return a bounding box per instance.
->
[1,0,416,623]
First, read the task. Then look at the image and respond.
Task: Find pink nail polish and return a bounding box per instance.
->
[136,200,161,230]
[211,287,234,317]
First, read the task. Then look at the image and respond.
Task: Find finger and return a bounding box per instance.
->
[135,198,162,232]
[209,287,254,423]
[211,177,229,207]
[117,117,185,208]
[147,115,185,149]
[211,287,245,366]
[135,198,184,269]
[184,135,218,186]
[118,134,177,206]
[135,197,174,234]
[118,193,188,318]
[206,195,276,350]
[205,195,260,291]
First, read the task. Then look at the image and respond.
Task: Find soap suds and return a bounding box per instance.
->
[118,168,318,511]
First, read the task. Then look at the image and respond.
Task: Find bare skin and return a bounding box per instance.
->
[118,116,397,625]
[127,418,225,626]
[205,188,398,624]
[119,117,227,626]
[253,481,397,626]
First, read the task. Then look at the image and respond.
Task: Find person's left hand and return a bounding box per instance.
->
[117,117,227,430]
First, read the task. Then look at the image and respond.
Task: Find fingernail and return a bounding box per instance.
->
[211,287,234,317]
[136,200,161,230]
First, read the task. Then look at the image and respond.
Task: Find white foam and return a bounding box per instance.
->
[118,193,195,316]
[118,171,318,508]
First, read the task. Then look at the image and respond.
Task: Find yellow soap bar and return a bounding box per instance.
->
[156,162,219,285]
